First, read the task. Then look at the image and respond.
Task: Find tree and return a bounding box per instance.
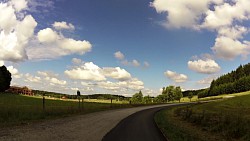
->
[143,95,152,104]
[131,91,143,104]
[175,86,183,102]
[188,92,193,102]
[0,66,12,92]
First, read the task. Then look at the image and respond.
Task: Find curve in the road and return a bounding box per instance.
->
[102,106,170,141]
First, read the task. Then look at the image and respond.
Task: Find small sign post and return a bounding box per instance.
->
[77,90,81,110]
[43,93,45,111]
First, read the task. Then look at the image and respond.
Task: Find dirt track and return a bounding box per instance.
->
[0,104,173,141]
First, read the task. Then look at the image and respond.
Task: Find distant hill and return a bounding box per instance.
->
[198,63,250,98]
[33,89,129,100]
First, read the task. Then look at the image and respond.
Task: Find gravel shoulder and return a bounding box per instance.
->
[0,104,176,141]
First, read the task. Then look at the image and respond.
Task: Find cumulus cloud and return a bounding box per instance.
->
[0,2,37,62]
[24,73,41,83]
[188,59,221,74]
[65,59,145,92]
[103,67,132,81]
[7,66,18,75]
[98,81,120,90]
[37,28,59,43]
[59,38,92,54]
[197,75,218,85]
[132,60,140,67]
[164,70,188,83]
[53,21,75,30]
[217,26,248,40]
[37,71,67,85]
[65,62,106,81]
[0,61,4,66]
[150,0,223,29]
[72,58,82,64]
[212,36,249,60]
[0,1,91,62]
[202,0,250,29]
[10,0,28,12]
[27,28,92,60]
[151,0,250,60]
[114,51,125,60]
[114,51,148,68]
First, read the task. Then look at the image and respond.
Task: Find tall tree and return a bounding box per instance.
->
[131,91,143,104]
[188,92,193,102]
[0,66,12,92]
[175,86,183,102]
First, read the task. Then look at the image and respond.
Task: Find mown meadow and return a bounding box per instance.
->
[155,91,250,141]
[0,92,133,127]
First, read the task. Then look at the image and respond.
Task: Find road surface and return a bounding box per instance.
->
[102,106,169,141]
[0,104,183,141]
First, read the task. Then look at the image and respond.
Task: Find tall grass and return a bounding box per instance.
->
[155,92,250,141]
[0,93,132,127]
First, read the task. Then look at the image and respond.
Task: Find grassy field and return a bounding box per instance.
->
[0,92,133,127]
[155,91,250,141]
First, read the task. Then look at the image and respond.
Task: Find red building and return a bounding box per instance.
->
[7,86,34,96]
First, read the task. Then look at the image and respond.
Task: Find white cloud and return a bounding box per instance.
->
[197,75,218,85]
[98,81,120,90]
[27,28,92,60]
[114,51,147,68]
[37,71,58,78]
[0,3,17,33]
[188,59,221,74]
[37,28,59,43]
[0,2,37,62]
[59,38,92,55]
[65,59,145,92]
[10,0,28,12]
[53,21,75,30]
[212,36,249,60]
[65,62,106,81]
[72,58,82,64]
[0,61,4,66]
[7,66,19,75]
[37,71,66,85]
[218,26,248,40]
[48,77,67,85]
[132,60,140,67]
[164,70,188,83]
[114,51,125,60]
[103,67,132,81]
[150,0,223,29]
[24,73,41,83]
[202,0,250,29]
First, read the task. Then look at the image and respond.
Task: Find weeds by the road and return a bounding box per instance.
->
[155,93,250,141]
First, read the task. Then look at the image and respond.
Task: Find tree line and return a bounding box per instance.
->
[198,63,250,98]
[131,86,184,104]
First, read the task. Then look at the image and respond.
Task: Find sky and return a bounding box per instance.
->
[1,0,250,97]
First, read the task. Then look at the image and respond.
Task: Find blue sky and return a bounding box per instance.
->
[1,0,250,96]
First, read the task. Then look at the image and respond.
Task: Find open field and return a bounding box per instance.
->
[0,92,133,127]
[155,91,250,141]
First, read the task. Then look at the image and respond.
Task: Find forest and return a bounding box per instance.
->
[198,63,250,98]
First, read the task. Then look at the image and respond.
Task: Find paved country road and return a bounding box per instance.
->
[102,106,167,141]
[0,103,185,141]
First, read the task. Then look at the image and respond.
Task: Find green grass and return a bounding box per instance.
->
[0,92,133,127]
[155,91,250,141]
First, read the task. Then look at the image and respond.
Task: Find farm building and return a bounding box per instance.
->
[6,86,34,96]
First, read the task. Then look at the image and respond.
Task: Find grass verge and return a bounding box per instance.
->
[0,92,133,127]
[155,92,250,141]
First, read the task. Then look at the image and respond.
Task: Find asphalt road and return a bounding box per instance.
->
[0,104,179,141]
[102,106,171,141]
